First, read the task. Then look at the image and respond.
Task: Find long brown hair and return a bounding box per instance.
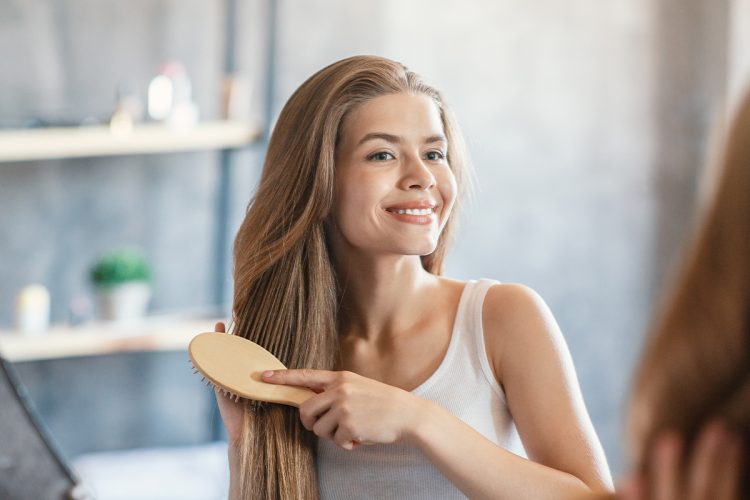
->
[628,88,750,493]
[229,55,470,499]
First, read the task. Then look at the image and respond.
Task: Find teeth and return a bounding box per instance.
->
[391,207,434,216]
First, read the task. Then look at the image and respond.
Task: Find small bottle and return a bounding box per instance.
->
[15,284,51,335]
[110,79,143,136]
[148,61,199,128]
[148,63,176,121]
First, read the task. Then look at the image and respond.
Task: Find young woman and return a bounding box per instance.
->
[216,55,613,499]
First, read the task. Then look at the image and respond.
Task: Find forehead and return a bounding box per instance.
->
[340,93,445,142]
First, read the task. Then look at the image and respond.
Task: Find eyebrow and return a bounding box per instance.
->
[357,132,447,146]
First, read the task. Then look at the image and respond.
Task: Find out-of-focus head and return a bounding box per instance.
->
[628,88,750,494]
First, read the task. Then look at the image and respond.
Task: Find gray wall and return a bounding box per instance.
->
[1,0,735,478]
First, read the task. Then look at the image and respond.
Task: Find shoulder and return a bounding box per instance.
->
[434,276,468,301]
[482,282,553,328]
[435,275,467,289]
[481,282,566,381]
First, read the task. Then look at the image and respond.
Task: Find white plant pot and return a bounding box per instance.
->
[97,282,152,322]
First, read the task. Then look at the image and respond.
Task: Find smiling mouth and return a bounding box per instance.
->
[385,207,435,216]
[383,206,437,225]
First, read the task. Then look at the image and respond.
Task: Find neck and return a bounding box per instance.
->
[334,250,440,340]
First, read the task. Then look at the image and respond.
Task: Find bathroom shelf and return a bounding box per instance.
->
[0,120,261,162]
[0,316,220,362]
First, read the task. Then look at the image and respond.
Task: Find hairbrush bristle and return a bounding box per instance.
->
[189,356,246,402]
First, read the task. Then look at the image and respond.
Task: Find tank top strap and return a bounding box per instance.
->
[463,278,506,401]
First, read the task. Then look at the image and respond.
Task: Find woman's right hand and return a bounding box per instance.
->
[213,321,245,447]
[618,421,744,500]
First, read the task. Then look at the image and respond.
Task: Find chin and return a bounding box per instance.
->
[396,240,438,257]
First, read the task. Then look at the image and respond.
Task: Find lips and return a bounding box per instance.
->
[383,200,438,225]
[384,200,437,211]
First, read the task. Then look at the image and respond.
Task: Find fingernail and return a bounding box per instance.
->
[262,370,274,378]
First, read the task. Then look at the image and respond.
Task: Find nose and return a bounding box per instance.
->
[400,155,436,191]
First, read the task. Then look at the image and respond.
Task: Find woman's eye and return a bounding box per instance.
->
[368,151,394,161]
[425,150,446,161]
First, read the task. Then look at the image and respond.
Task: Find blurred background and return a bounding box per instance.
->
[1,0,749,498]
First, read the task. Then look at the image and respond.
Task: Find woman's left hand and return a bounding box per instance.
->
[262,369,427,450]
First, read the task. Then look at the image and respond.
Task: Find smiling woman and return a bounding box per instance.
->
[219,55,614,500]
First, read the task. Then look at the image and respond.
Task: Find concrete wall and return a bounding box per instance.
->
[1,0,736,477]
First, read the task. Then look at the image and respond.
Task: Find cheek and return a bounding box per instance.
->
[339,172,392,211]
[333,174,387,232]
[438,170,458,219]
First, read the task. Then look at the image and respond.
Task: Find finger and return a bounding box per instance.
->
[214,321,226,333]
[695,423,742,500]
[686,421,726,500]
[714,434,743,500]
[311,407,340,441]
[651,431,683,500]
[333,424,357,451]
[299,391,337,431]
[617,474,646,500]
[262,368,339,392]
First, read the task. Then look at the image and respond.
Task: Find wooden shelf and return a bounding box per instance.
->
[0,316,219,362]
[0,120,261,162]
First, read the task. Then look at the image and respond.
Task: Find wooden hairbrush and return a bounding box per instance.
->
[188,332,316,407]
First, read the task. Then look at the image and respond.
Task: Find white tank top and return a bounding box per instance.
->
[317,279,524,499]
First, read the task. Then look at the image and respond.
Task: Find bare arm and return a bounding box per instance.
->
[410,399,608,499]
[490,283,612,491]
[404,283,613,498]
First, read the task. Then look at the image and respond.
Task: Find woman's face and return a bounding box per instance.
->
[330,92,457,259]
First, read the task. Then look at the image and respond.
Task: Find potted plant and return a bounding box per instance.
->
[90,249,152,322]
